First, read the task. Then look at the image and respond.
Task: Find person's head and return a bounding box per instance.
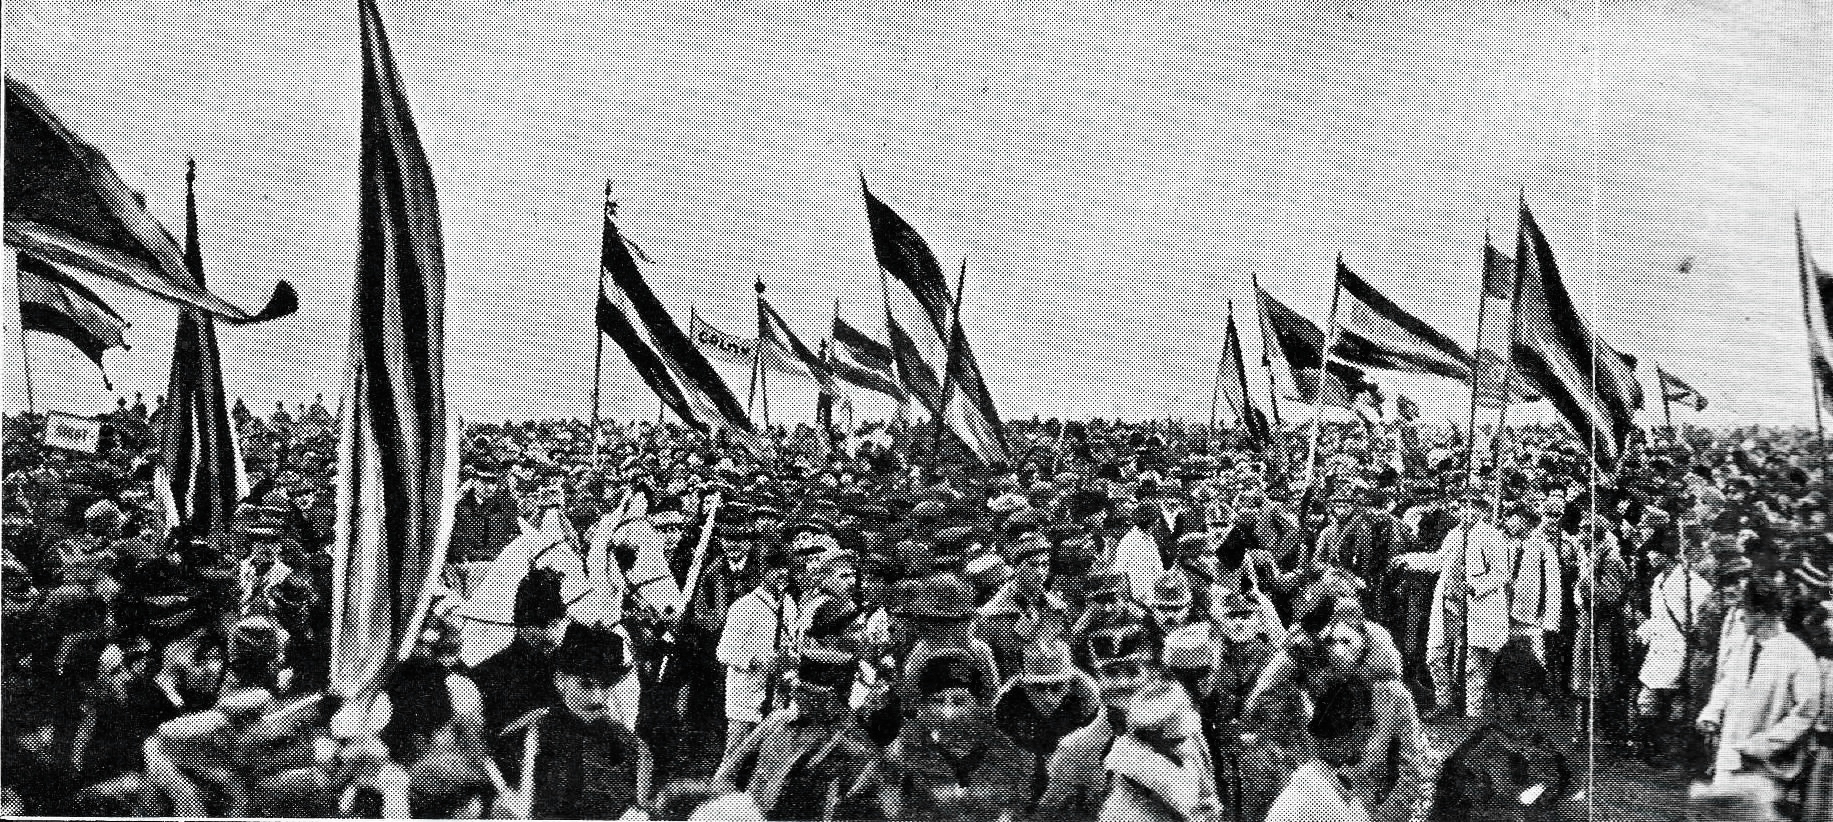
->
[914,652,986,726]
[551,624,632,722]
[1126,680,1198,756]
[1149,571,1194,630]
[512,568,570,655]
[1316,615,1370,674]
[1004,532,1052,597]
[802,543,855,599]
[1307,677,1376,768]
[161,628,227,706]
[1457,493,1489,526]
[719,526,757,567]
[1742,579,1788,640]
[84,499,126,538]
[1085,624,1159,712]
[1499,502,1542,539]
[1216,591,1265,644]
[1018,641,1078,714]
[1161,623,1214,697]
[648,497,687,548]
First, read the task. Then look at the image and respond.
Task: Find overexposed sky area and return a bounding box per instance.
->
[5,0,1831,426]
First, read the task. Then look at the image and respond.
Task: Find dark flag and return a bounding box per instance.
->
[15,253,129,384]
[1333,257,1475,383]
[758,296,836,392]
[5,76,296,323]
[601,205,769,455]
[1656,367,1708,412]
[1220,305,1270,448]
[601,287,702,429]
[1509,201,1643,468]
[1796,214,1833,420]
[829,315,908,403]
[331,0,461,706]
[1255,284,1377,406]
[862,181,1008,465]
[157,161,247,537]
[1472,241,1541,408]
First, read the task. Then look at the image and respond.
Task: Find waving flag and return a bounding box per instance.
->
[1220,305,1270,448]
[156,161,248,536]
[1509,201,1642,468]
[688,309,758,370]
[1471,241,1542,408]
[1656,367,1708,412]
[758,294,835,392]
[331,0,461,706]
[829,315,907,402]
[1256,284,1376,407]
[1797,214,1833,420]
[1332,258,1474,383]
[5,76,296,324]
[862,181,1007,465]
[15,253,129,384]
[600,275,702,429]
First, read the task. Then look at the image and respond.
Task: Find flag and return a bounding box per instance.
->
[830,315,908,402]
[1332,258,1474,383]
[1656,367,1708,412]
[15,253,129,384]
[1255,284,1376,406]
[156,161,247,536]
[1796,214,1833,420]
[597,236,703,432]
[330,0,461,707]
[688,309,758,370]
[862,181,1008,465]
[1509,201,1643,468]
[1220,306,1270,447]
[1471,241,1542,409]
[758,295,835,392]
[5,76,297,324]
[43,411,103,453]
[600,206,768,455]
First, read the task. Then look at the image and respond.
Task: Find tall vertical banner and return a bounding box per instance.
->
[331,0,461,706]
[1796,215,1833,421]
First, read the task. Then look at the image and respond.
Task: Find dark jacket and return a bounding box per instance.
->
[468,635,559,737]
[883,718,1033,822]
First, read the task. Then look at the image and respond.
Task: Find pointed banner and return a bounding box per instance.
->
[1471,242,1542,409]
[1256,284,1376,407]
[157,162,248,536]
[1656,367,1708,412]
[759,296,835,392]
[1796,215,1833,420]
[601,211,768,455]
[5,76,297,324]
[331,0,461,706]
[862,182,1008,465]
[830,315,908,403]
[1510,201,1643,468]
[1220,307,1270,448]
[1333,258,1474,383]
[15,253,129,383]
[688,309,758,370]
[882,270,948,413]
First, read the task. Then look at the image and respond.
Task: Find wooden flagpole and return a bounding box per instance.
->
[930,259,967,469]
[589,184,612,463]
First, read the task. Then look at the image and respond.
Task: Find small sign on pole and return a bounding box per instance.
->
[43,411,103,453]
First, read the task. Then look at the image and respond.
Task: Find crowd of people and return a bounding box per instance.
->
[2,395,1829,821]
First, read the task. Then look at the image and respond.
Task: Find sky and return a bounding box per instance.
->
[6,0,1832,427]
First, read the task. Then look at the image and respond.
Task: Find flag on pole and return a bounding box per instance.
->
[758,296,835,392]
[829,316,908,403]
[156,161,247,536]
[1256,284,1376,407]
[1509,200,1643,468]
[688,309,759,370]
[862,180,1008,465]
[15,253,129,384]
[5,76,297,324]
[330,0,461,707]
[1471,241,1541,409]
[602,285,702,430]
[1656,367,1708,412]
[1219,306,1270,448]
[1332,258,1475,383]
[1796,214,1833,420]
[600,206,768,455]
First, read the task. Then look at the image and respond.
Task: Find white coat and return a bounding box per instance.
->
[1635,563,1711,690]
[715,584,801,723]
[1424,521,1513,653]
[1114,527,1167,601]
[1699,629,1823,777]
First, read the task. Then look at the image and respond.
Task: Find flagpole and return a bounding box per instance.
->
[756,282,771,429]
[589,184,612,464]
[1303,258,1345,495]
[1658,363,1673,430]
[1251,271,1283,428]
[1492,230,1530,462]
[1464,236,1494,480]
[930,259,967,469]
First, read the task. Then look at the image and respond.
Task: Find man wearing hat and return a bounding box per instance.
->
[1116,503,1171,603]
[895,574,1001,712]
[470,568,572,737]
[450,462,520,564]
[714,644,884,820]
[716,542,803,753]
[1635,512,1714,768]
[1262,676,1427,822]
[882,651,1033,821]
[977,525,1069,680]
[1100,680,1220,822]
[992,640,1100,808]
[500,623,652,820]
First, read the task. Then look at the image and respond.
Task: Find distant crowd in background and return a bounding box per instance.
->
[3,395,1829,821]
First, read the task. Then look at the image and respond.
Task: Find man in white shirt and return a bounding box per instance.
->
[1697,580,1823,792]
[1636,533,1711,762]
[715,544,802,754]
[1394,493,1512,718]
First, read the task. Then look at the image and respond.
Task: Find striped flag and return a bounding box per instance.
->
[156,161,248,536]
[1255,284,1377,407]
[1796,214,1833,419]
[1656,367,1708,412]
[1332,257,1474,383]
[1509,201,1643,468]
[5,76,297,324]
[830,315,908,403]
[15,252,129,384]
[862,181,1008,465]
[602,283,702,429]
[1220,305,1270,447]
[330,0,461,706]
[1471,241,1542,409]
[758,295,835,392]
